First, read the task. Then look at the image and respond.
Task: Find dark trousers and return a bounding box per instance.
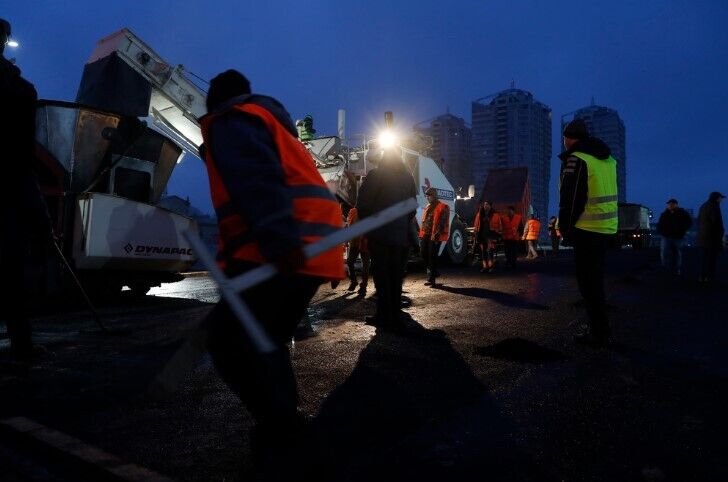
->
[346,243,370,286]
[369,241,407,323]
[573,228,611,340]
[504,240,519,267]
[699,247,721,281]
[205,267,321,431]
[420,239,442,280]
[1,239,33,354]
[551,236,560,255]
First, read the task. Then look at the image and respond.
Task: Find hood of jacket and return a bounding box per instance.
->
[204,93,298,138]
[0,56,22,88]
[559,136,612,162]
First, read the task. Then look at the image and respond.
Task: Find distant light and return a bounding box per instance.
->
[378,130,397,149]
[7,40,19,48]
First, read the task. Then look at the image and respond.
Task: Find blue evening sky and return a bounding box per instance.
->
[5,0,728,222]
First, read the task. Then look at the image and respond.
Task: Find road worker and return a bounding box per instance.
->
[501,206,523,269]
[522,214,541,259]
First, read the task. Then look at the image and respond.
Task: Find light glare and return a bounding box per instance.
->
[378,130,397,149]
[7,40,19,48]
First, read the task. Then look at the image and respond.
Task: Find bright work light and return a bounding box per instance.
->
[378,130,397,149]
[7,40,19,48]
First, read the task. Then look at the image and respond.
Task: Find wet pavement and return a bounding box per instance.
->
[1,248,728,481]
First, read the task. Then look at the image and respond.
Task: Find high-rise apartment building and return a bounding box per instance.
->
[561,104,626,202]
[413,113,472,192]
[471,88,552,220]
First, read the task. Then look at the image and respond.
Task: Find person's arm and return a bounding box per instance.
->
[558,156,588,243]
[209,111,300,261]
[656,212,667,236]
[434,205,449,240]
[356,170,379,219]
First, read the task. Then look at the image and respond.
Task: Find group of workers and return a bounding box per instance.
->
[3,16,723,478]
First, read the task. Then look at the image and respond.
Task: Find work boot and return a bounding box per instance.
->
[347,280,358,291]
[358,283,368,296]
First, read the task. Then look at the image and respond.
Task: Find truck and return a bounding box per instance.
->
[617,203,651,249]
[33,29,207,298]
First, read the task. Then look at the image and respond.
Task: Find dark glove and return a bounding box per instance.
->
[272,247,307,275]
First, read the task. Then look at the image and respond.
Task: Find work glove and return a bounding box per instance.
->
[272,247,307,275]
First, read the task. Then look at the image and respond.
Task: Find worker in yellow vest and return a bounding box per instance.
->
[522,214,541,259]
[559,119,618,347]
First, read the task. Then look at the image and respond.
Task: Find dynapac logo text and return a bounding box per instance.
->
[129,245,194,256]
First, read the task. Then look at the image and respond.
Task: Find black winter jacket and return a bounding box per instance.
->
[0,57,51,246]
[357,159,417,246]
[204,94,304,261]
[697,198,725,249]
[657,208,692,239]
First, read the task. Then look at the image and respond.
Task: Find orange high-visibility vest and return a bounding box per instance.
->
[501,214,523,241]
[474,210,502,235]
[200,102,344,280]
[524,219,541,241]
[418,201,450,242]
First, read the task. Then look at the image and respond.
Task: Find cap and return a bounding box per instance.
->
[425,187,437,196]
[709,191,726,201]
[666,198,678,204]
[563,119,589,140]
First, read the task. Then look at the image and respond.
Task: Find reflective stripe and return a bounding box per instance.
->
[290,184,336,201]
[578,211,618,221]
[586,194,619,205]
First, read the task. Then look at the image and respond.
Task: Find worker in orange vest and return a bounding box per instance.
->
[501,206,524,268]
[419,187,450,285]
[345,206,370,294]
[473,200,502,272]
[522,214,541,259]
[199,70,344,470]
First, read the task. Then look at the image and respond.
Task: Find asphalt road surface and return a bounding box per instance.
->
[1,248,727,481]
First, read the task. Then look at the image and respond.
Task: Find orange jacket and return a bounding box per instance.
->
[418,201,450,242]
[473,210,502,236]
[501,214,523,241]
[200,102,344,280]
[523,219,541,241]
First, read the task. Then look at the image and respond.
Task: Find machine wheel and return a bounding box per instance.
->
[447,218,467,264]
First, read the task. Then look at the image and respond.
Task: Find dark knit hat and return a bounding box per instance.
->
[0,19,10,37]
[206,70,251,112]
[666,198,678,204]
[563,119,589,140]
[425,187,437,196]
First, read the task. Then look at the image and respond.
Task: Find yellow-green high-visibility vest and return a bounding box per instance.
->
[573,152,618,234]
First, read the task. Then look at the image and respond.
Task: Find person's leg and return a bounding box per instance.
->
[346,244,360,290]
[369,242,392,322]
[430,241,442,279]
[389,246,407,322]
[674,239,683,275]
[552,237,559,256]
[573,230,610,341]
[421,239,433,282]
[707,247,720,281]
[360,251,370,288]
[505,241,517,267]
[660,237,669,269]
[1,246,33,356]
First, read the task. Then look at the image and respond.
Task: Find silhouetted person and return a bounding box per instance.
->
[559,119,618,347]
[548,216,561,256]
[473,200,502,272]
[656,198,692,276]
[345,206,370,294]
[0,19,51,360]
[199,69,344,472]
[501,206,523,268]
[419,187,449,285]
[357,149,417,328]
[697,191,725,283]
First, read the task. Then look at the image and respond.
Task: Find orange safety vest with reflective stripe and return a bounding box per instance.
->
[200,102,344,280]
[473,210,502,235]
[524,219,541,241]
[501,214,523,241]
[418,201,450,242]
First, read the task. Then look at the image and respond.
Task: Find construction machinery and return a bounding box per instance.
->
[35,29,205,297]
[32,27,471,303]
